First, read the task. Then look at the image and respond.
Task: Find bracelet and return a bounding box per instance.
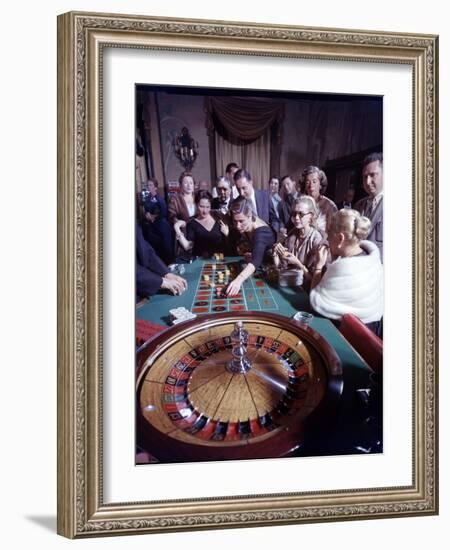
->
[314,268,323,273]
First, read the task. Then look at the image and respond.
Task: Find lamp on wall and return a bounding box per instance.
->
[173,126,199,171]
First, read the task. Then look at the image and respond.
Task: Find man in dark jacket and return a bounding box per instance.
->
[211,176,232,215]
[136,224,187,299]
[277,175,298,236]
[142,178,175,264]
[233,168,280,234]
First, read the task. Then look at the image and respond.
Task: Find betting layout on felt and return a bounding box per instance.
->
[192,262,245,314]
[192,261,279,315]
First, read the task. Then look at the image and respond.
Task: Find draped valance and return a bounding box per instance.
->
[205,96,284,142]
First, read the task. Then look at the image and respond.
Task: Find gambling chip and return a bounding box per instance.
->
[169,307,197,325]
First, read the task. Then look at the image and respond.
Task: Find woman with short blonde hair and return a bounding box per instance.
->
[168,171,197,261]
[309,209,383,329]
[300,165,337,234]
[273,196,326,289]
[328,207,372,244]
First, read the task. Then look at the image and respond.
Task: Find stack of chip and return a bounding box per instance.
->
[169,307,197,325]
[278,268,304,287]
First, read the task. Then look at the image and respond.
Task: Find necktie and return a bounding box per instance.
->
[366,198,375,217]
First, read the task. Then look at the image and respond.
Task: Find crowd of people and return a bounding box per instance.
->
[137,154,384,334]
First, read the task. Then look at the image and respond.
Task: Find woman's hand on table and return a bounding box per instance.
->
[225,276,243,297]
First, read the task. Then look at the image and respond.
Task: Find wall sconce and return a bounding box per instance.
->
[174,126,198,171]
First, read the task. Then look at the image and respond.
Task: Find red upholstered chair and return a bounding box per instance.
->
[338,314,383,374]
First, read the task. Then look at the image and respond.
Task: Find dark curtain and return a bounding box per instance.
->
[206,96,284,187]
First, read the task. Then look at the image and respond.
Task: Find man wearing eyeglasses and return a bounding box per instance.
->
[211,176,232,215]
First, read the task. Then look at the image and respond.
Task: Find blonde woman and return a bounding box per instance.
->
[273,196,326,288]
[168,171,196,225]
[225,197,275,297]
[300,165,337,235]
[309,209,383,330]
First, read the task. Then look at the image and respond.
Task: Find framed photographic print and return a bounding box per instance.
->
[57,11,438,538]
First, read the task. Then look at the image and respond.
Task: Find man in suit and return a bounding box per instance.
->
[136,224,187,299]
[211,176,232,215]
[233,168,280,233]
[337,186,355,210]
[212,162,240,199]
[277,175,298,236]
[354,152,383,261]
[142,177,174,264]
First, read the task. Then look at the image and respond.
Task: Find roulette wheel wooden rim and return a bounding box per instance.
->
[136,312,343,462]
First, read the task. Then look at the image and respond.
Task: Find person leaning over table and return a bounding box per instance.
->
[273,196,328,290]
[174,190,230,258]
[136,223,187,299]
[225,197,276,297]
[233,168,280,234]
[309,208,383,336]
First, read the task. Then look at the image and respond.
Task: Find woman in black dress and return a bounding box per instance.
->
[174,190,229,258]
[225,197,275,297]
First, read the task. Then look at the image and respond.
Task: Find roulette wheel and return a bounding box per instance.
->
[136,312,343,462]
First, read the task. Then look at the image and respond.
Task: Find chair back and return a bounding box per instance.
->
[339,314,383,374]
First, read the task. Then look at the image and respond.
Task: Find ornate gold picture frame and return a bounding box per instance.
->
[57,11,438,538]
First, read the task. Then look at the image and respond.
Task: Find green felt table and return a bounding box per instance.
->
[136,257,381,457]
[137,257,311,324]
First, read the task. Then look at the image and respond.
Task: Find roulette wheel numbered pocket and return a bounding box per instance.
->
[137,312,343,463]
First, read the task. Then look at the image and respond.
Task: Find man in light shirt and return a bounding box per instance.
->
[212,162,240,199]
[354,152,383,261]
[211,176,232,215]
